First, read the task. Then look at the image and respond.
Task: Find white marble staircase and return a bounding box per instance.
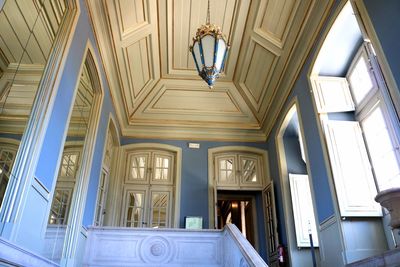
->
[83,223,268,267]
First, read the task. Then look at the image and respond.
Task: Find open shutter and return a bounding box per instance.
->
[324,120,382,217]
[311,76,355,113]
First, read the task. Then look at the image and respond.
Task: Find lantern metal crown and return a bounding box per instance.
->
[189,0,230,88]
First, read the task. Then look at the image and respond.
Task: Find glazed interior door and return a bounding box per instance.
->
[122,149,175,228]
[149,189,171,228]
[123,187,172,228]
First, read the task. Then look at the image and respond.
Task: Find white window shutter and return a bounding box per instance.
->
[289,174,319,247]
[311,76,355,113]
[324,120,382,217]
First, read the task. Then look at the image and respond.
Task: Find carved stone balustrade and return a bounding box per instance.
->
[83,224,268,267]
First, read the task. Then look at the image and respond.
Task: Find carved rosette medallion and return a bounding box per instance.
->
[140,236,173,263]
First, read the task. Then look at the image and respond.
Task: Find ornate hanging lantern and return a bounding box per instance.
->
[189,0,230,88]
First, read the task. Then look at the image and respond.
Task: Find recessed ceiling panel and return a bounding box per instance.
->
[153,89,239,114]
[256,0,300,47]
[124,37,151,99]
[105,0,160,116]
[131,79,259,127]
[116,0,148,37]
[242,42,278,108]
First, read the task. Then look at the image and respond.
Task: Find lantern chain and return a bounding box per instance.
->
[206,0,211,25]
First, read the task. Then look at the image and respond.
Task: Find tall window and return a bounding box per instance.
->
[48,149,80,225]
[312,42,400,216]
[348,47,400,191]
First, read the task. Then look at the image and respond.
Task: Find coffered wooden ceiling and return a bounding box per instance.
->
[87,0,333,141]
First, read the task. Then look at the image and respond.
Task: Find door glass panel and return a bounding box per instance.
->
[150,192,169,228]
[129,155,147,181]
[126,192,144,227]
[48,189,71,225]
[241,158,257,183]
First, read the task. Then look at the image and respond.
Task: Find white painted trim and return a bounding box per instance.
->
[0,0,80,241]
[207,146,269,229]
[117,143,182,228]
[350,0,400,120]
[60,41,105,263]
[275,98,323,265]
[262,181,279,257]
[92,114,119,226]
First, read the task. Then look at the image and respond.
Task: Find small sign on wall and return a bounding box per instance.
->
[185,216,203,229]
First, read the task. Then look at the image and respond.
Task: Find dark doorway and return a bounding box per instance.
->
[217,191,256,247]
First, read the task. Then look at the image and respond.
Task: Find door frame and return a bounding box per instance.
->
[217,191,259,249]
[114,143,182,228]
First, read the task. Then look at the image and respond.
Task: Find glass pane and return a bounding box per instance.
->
[49,190,70,225]
[154,155,169,181]
[242,158,257,183]
[201,35,215,67]
[126,192,144,227]
[130,155,147,180]
[218,158,234,183]
[362,106,400,190]
[215,39,227,71]
[0,148,16,206]
[348,54,375,105]
[151,192,168,228]
[60,153,78,178]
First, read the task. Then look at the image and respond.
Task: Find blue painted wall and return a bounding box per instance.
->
[364,0,400,92]
[35,10,90,190]
[266,67,336,245]
[283,138,307,175]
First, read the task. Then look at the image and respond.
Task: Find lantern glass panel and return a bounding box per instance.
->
[215,39,227,71]
[201,35,215,68]
[193,41,202,70]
